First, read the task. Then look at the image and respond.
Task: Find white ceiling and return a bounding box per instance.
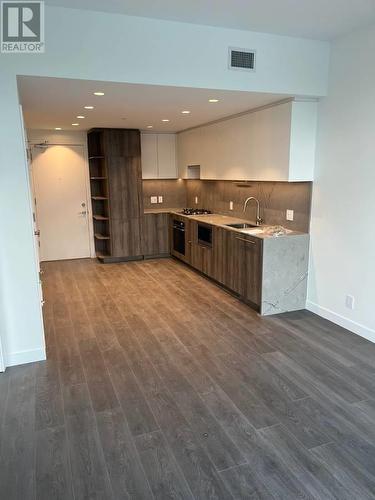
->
[18,76,289,132]
[44,0,375,40]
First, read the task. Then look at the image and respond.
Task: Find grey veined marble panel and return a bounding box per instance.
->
[261,234,309,315]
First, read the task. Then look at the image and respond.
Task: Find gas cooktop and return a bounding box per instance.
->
[181,208,212,215]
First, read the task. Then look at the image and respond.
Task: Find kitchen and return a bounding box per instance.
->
[22,77,314,318]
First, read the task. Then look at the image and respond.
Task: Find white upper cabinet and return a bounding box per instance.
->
[141,133,158,178]
[141,133,177,179]
[177,100,317,182]
[157,134,177,178]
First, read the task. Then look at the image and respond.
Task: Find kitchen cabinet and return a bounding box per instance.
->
[171,217,261,306]
[190,220,214,277]
[140,133,158,178]
[88,128,143,262]
[177,100,317,182]
[215,228,242,294]
[142,213,169,257]
[235,234,262,306]
[176,128,203,176]
[157,134,177,178]
[170,213,308,315]
[213,227,261,305]
[213,227,232,287]
[141,133,177,179]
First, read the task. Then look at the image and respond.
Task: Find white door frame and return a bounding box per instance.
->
[29,137,95,260]
[0,338,4,372]
[20,107,46,365]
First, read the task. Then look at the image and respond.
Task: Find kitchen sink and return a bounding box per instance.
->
[225,223,259,229]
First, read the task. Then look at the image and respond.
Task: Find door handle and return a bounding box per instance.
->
[78,210,87,215]
[235,236,255,244]
[34,229,40,236]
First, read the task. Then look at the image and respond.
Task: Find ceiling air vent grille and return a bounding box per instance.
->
[229,48,256,71]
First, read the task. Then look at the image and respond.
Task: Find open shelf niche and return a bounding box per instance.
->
[87,130,111,261]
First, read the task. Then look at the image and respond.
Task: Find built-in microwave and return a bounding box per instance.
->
[197,223,213,247]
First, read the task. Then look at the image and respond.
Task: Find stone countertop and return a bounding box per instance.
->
[169,211,307,240]
[144,208,307,239]
[144,207,184,214]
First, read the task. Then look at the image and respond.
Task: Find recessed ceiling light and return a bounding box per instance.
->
[162,119,170,122]
[181,110,191,114]
[84,106,94,109]
[93,92,105,96]
[208,99,219,103]
[146,125,153,128]
[72,123,79,126]
[55,127,62,130]
[77,115,85,119]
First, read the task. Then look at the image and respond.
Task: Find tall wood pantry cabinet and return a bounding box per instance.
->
[87,128,144,262]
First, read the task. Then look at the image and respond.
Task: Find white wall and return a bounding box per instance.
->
[0,5,330,367]
[0,255,8,371]
[308,23,375,342]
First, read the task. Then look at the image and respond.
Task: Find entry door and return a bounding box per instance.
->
[31,144,91,261]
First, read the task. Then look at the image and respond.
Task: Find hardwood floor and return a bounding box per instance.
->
[1,257,375,499]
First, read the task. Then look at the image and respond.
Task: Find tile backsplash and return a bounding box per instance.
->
[143,179,186,209]
[143,179,312,232]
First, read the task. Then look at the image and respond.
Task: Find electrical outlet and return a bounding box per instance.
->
[158,196,163,203]
[194,196,198,205]
[150,196,158,204]
[229,201,234,211]
[346,295,355,310]
[286,209,294,221]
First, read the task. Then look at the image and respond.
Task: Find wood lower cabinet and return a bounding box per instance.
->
[213,228,243,295]
[170,215,262,310]
[111,218,143,258]
[206,224,262,308]
[235,234,262,306]
[142,213,169,257]
[190,220,214,277]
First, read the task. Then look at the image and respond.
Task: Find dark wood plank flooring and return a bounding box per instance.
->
[1,257,375,499]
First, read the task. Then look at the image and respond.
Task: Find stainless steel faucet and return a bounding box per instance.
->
[243,197,263,226]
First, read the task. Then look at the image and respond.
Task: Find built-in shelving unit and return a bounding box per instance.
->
[87,130,111,261]
[88,128,143,263]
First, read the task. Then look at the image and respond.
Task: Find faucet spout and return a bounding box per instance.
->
[243,197,263,226]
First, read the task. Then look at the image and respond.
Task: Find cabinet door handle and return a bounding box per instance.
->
[235,236,255,245]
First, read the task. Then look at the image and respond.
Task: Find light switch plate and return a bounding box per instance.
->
[286,209,294,221]
[158,196,163,203]
[229,201,234,210]
[151,196,158,204]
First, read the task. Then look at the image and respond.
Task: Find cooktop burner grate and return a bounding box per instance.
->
[181,208,212,215]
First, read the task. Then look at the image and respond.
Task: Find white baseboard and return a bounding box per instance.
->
[306,300,375,344]
[6,347,46,368]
